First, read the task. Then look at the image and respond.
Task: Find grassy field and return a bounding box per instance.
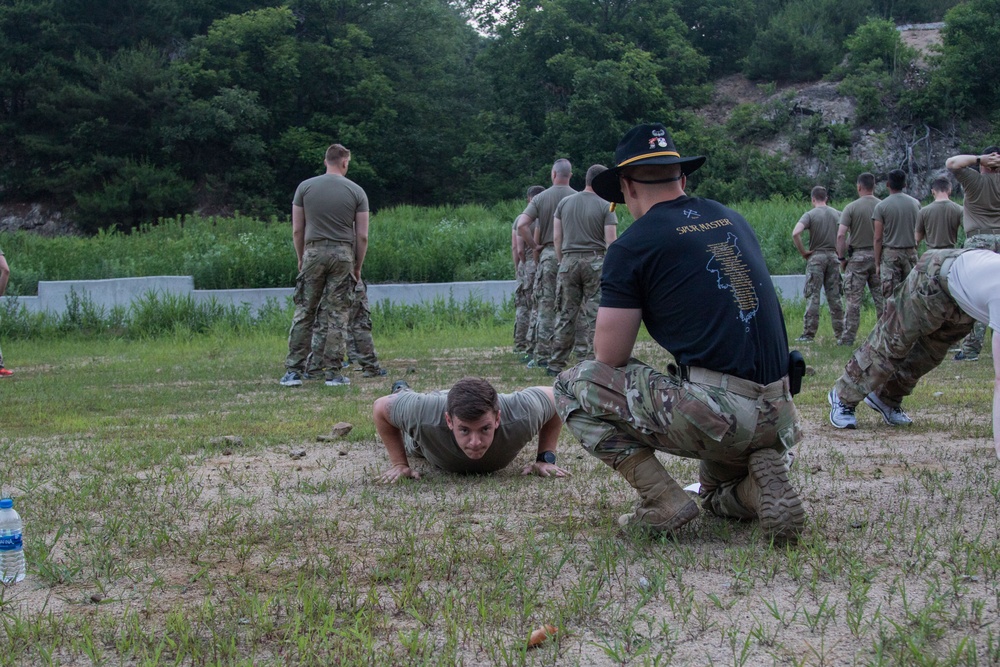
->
[0,306,997,666]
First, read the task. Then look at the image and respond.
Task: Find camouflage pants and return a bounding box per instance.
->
[513,258,537,354]
[802,250,845,340]
[834,249,975,407]
[880,247,918,302]
[532,247,558,364]
[842,249,884,345]
[285,242,355,373]
[548,253,603,372]
[554,359,800,520]
[306,278,381,375]
[958,234,1000,355]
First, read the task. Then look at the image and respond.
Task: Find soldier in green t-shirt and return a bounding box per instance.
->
[915,177,963,250]
[373,377,569,482]
[946,147,1000,361]
[791,186,844,342]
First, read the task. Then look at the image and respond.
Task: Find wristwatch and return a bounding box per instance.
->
[536,451,556,464]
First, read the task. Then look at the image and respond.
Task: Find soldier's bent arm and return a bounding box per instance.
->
[553,216,563,263]
[594,307,642,368]
[873,218,884,272]
[292,205,306,270]
[522,386,571,478]
[516,214,537,251]
[373,395,421,483]
[353,212,369,281]
[791,221,810,259]
[604,222,617,247]
[836,224,849,265]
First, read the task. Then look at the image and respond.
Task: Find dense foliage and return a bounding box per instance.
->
[1,0,996,232]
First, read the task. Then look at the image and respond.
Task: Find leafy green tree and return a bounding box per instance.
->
[835,19,916,124]
[676,0,759,75]
[923,0,1000,117]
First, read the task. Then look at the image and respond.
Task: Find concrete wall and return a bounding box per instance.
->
[2,275,810,316]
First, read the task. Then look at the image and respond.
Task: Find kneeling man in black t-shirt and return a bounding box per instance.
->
[552,123,805,540]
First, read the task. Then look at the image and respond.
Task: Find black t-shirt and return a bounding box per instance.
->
[601,196,789,384]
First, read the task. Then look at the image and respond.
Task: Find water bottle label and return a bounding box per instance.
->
[0,533,22,551]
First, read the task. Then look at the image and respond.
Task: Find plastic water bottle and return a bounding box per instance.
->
[0,498,25,584]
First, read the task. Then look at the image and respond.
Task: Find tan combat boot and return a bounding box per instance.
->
[735,448,805,540]
[615,448,699,534]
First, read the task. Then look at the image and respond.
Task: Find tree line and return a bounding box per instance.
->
[2,0,998,233]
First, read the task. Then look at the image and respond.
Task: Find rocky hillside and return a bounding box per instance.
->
[695,24,975,200]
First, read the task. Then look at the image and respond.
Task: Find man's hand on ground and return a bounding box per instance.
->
[378,464,420,483]
[521,462,570,478]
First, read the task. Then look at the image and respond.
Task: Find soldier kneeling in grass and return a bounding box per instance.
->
[373,377,569,482]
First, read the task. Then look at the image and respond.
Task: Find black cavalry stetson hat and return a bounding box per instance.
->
[591,123,706,204]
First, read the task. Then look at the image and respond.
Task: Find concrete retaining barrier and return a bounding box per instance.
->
[2,275,811,316]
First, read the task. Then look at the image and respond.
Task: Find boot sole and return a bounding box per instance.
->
[618,500,699,535]
[748,449,805,540]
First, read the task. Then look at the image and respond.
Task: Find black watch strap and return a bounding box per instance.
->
[536,451,556,464]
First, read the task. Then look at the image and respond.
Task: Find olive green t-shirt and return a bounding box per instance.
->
[389,388,554,474]
[916,200,963,249]
[872,192,920,248]
[954,168,1000,234]
[839,195,880,250]
[292,174,369,244]
[554,191,617,253]
[797,205,840,251]
[522,185,576,247]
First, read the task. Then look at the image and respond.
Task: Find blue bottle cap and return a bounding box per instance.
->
[0,499,12,509]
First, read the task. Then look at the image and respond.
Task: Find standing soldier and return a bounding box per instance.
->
[946,147,1000,361]
[915,177,963,251]
[791,186,845,343]
[873,169,921,301]
[280,143,368,387]
[516,159,576,370]
[513,185,545,360]
[836,173,885,346]
[545,165,618,375]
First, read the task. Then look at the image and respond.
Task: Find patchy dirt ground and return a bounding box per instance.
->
[2,337,997,665]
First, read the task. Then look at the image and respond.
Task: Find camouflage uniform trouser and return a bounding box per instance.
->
[532,246,558,364]
[834,249,975,408]
[548,252,603,372]
[842,249,885,345]
[285,242,355,373]
[802,250,845,340]
[880,246,918,302]
[554,359,801,520]
[958,234,1000,356]
[513,258,537,354]
[306,278,381,375]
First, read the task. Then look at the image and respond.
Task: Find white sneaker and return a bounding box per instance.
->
[864,392,911,426]
[828,388,857,429]
[324,374,351,387]
[280,371,303,387]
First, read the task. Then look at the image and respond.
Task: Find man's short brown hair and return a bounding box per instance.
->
[857,172,875,192]
[325,144,351,164]
[585,164,608,187]
[811,186,828,202]
[446,377,500,421]
[931,177,952,194]
[526,185,545,200]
